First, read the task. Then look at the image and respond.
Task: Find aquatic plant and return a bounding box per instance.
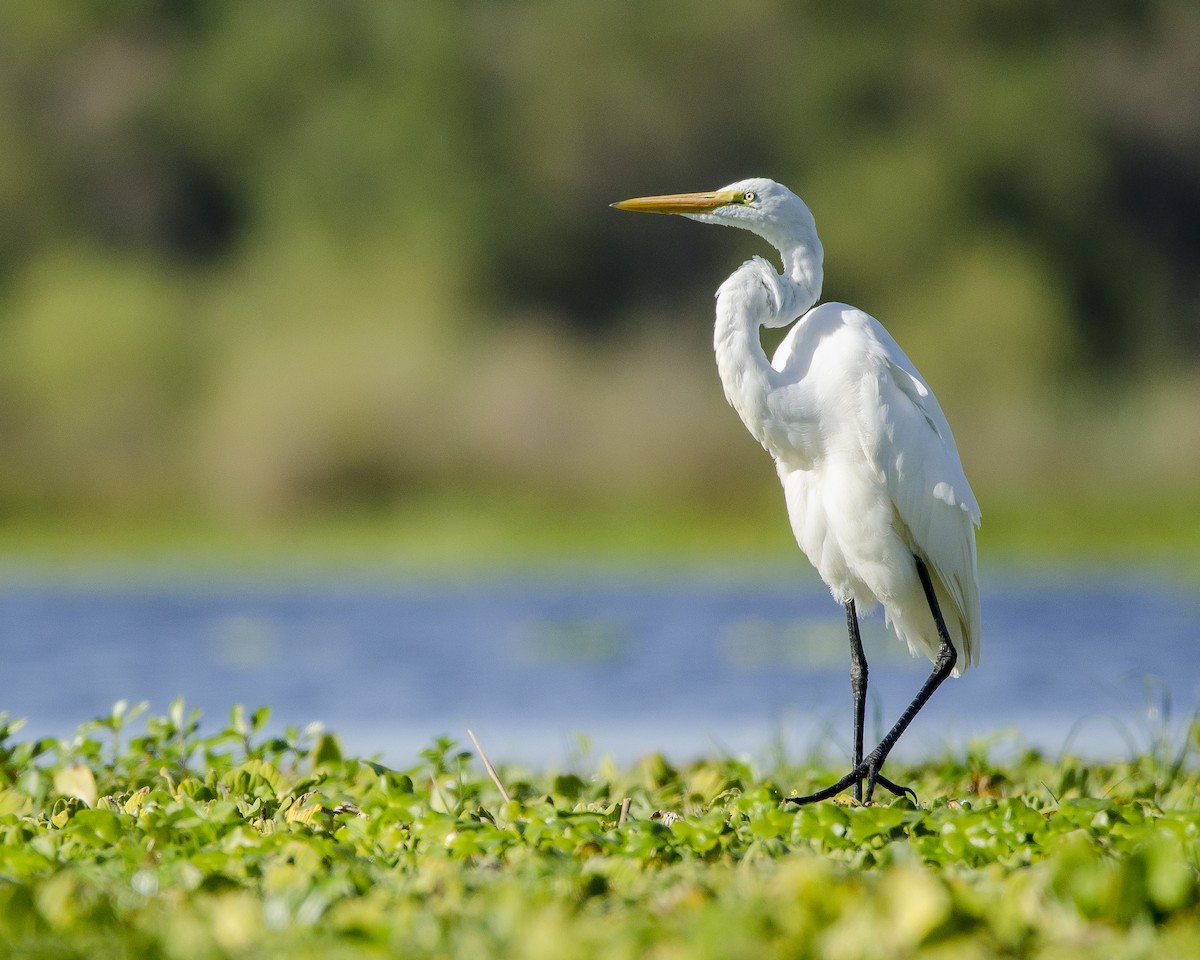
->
[0,702,1196,957]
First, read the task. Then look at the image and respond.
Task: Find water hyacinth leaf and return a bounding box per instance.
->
[552,774,587,802]
[310,733,344,769]
[1141,836,1197,915]
[53,765,97,807]
[0,788,29,818]
[123,786,152,814]
[221,760,288,799]
[65,808,124,845]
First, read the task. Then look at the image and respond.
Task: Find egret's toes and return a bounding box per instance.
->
[786,766,916,806]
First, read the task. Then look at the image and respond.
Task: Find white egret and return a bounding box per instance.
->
[613,178,980,804]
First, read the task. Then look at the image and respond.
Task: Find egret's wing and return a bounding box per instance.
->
[766,303,980,668]
[870,325,981,668]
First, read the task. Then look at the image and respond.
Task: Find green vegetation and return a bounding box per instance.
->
[1,488,1199,579]
[0,1,1198,552]
[1,703,1197,958]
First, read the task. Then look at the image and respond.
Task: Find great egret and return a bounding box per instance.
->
[613,178,980,804]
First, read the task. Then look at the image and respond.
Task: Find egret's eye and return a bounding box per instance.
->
[742,191,757,204]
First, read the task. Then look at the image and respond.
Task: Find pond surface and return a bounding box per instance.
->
[1,561,1196,768]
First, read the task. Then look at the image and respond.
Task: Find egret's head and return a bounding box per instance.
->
[612,177,823,297]
[612,177,809,230]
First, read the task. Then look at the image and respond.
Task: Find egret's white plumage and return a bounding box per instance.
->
[614,177,981,801]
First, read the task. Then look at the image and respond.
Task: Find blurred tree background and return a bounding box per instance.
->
[0,0,1197,556]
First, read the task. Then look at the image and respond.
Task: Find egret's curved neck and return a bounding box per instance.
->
[770,223,823,314]
[712,262,786,452]
[712,218,824,454]
[781,247,821,312]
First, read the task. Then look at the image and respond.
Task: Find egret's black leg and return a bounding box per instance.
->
[845,600,867,802]
[789,556,955,806]
[845,599,911,802]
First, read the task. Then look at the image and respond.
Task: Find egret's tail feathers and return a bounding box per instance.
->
[885,560,979,676]
[931,562,979,677]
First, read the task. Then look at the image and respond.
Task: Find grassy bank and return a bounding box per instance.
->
[0,703,1197,958]
[1,489,1199,579]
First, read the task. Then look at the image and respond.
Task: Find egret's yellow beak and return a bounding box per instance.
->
[610,189,741,215]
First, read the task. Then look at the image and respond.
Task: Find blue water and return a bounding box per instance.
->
[1,562,1196,768]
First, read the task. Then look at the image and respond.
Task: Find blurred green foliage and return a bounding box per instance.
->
[0,0,1197,546]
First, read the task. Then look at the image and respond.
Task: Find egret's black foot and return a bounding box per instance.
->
[786,766,916,806]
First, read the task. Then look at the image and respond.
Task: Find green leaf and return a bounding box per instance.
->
[65,808,125,845]
[53,766,97,807]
